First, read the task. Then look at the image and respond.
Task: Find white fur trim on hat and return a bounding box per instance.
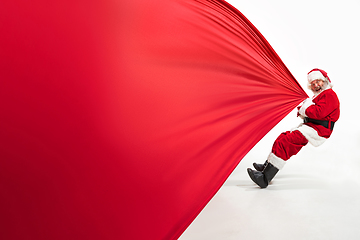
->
[308,70,326,82]
[292,123,326,147]
[267,152,286,170]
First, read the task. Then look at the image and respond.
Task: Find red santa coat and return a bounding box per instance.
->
[295,87,340,147]
[304,88,340,138]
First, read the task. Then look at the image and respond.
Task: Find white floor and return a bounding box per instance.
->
[179,119,360,240]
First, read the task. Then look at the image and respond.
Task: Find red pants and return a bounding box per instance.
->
[271,130,308,161]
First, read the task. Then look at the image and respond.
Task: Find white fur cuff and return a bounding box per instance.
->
[298,98,313,117]
[268,153,286,170]
[293,124,326,147]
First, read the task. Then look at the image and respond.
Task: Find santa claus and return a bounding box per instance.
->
[247,68,340,188]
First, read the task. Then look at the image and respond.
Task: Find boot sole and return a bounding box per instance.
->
[247,168,257,183]
[247,168,268,189]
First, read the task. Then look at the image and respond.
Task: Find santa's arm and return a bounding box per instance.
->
[305,94,336,119]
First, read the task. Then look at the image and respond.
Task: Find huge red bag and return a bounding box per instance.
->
[0,0,307,239]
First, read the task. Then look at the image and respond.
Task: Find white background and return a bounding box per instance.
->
[180,1,360,239]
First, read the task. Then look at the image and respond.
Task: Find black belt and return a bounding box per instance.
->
[304,117,335,130]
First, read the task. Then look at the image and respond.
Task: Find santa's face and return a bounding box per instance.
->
[310,79,324,93]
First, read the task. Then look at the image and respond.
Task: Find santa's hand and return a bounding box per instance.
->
[298,98,313,117]
[297,107,305,119]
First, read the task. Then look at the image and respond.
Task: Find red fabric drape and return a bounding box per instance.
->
[0,0,307,239]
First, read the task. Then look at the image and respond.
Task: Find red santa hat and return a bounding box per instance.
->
[307,68,333,89]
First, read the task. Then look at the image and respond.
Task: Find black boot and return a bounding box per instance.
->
[252,160,268,171]
[247,162,279,188]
